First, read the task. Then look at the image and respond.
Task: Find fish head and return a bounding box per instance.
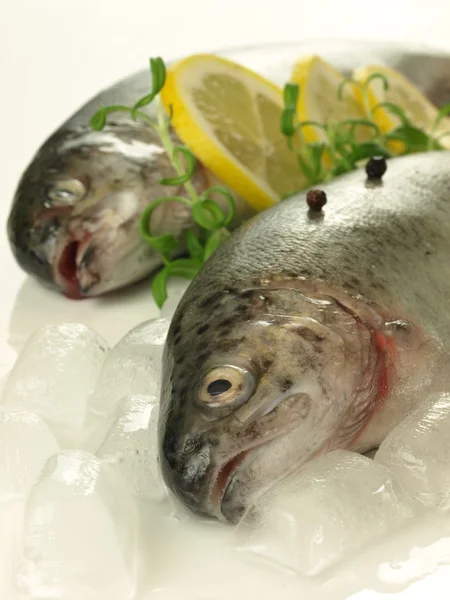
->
[7,123,203,298]
[159,282,381,523]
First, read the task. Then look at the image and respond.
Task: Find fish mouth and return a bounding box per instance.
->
[210,441,276,524]
[208,406,329,523]
[56,234,97,299]
[53,225,161,299]
[58,240,81,298]
[211,450,250,518]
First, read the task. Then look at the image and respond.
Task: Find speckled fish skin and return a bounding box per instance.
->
[6,72,251,299]
[6,42,450,298]
[159,151,450,524]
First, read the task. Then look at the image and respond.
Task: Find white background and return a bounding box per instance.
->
[1,0,450,372]
[3,0,450,215]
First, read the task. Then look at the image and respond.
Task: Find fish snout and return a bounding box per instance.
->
[55,235,101,298]
[53,190,147,297]
[160,432,217,517]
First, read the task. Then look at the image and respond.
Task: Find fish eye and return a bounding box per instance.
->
[46,179,86,205]
[198,365,256,410]
[207,379,232,396]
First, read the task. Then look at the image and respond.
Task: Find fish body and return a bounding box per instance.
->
[159,151,450,523]
[6,41,450,297]
[7,72,252,298]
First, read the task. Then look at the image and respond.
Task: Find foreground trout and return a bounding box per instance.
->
[159,151,450,523]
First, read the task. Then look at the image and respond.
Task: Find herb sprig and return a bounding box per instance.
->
[281,72,450,194]
[90,57,236,308]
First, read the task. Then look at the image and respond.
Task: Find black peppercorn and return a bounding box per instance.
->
[366,156,387,180]
[306,189,327,211]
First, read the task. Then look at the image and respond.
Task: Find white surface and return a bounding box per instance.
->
[3,1,450,599]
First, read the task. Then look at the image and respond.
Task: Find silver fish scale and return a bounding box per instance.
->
[177,151,450,345]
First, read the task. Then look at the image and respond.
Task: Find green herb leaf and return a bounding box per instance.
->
[132,93,157,117]
[296,153,316,183]
[341,118,380,139]
[332,147,354,171]
[349,142,390,162]
[281,108,296,137]
[185,229,204,262]
[364,72,389,92]
[331,163,352,177]
[160,146,197,185]
[372,102,412,127]
[146,233,179,257]
[432,103,450,131]
[192,198,226,230]
[90,107,107,131]
[283,83,299,109]
[337,78,361,101]
[150,57,166,95]
[166,257,203,279]
[139,196,190,255]
[329,123,349,148]
[131,57,167,119]
[386,125,431,152]
[297,120,328,134]
[152,267,170,308]
[203,228,230,261]
[151,257,203,308]
[307,143,326,178]
[201,186,236,225]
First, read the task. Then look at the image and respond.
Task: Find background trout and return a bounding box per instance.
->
[159,151,450,524]
[6,43,450,298]
[6,72,252,299]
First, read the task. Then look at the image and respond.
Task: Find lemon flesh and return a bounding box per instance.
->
[161,54,308,211]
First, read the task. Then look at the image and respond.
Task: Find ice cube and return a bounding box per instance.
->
[18,450,139,600]
[375,392,450,510]
[0,411,60,502]
[1,324,109,447]
[96,394,166,500]
[88,318,170,423]
[235,450,415,576]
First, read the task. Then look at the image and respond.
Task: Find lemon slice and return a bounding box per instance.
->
[290,55,370,146]
[160,54,308,211]
[353,64,450,149]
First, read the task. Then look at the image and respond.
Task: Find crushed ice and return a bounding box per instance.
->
[2,283,450,599]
